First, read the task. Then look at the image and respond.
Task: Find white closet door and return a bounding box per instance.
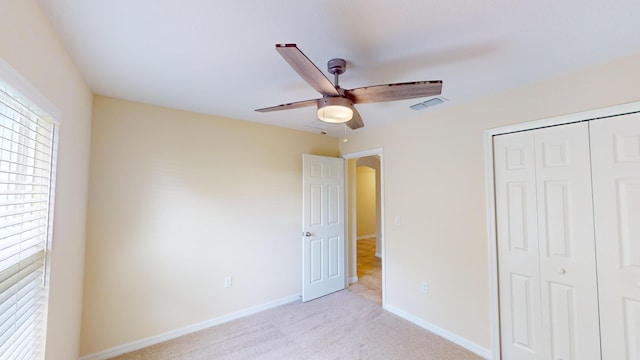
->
[533,123,601,360]
[494,131,546,359]
[495,122,601,359]
[590,113,640,360]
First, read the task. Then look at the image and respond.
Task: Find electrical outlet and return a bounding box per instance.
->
[420,281,429,294]
[224,276,232,288]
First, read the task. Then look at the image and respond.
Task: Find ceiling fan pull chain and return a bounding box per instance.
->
[343,123,349,143]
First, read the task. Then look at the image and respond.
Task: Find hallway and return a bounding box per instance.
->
[347,238,382,304]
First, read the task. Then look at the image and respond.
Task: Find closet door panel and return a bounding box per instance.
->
[534,123,601,360]
[591,113,640,360]
[494,132,546,359]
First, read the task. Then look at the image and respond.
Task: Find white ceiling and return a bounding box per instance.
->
[38,0,640,137]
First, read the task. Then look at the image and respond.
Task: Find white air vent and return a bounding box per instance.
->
[410,97,447,110]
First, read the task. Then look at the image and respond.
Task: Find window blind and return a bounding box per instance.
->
[0,82,55,360]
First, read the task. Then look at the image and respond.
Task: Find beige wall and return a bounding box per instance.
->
[5,2,639,357]
[0,0,93,359]
[81,96,339,355]
[339,53,640,350]
[355,166,376,238]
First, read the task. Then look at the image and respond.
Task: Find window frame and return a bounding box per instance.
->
[0,57,60,360]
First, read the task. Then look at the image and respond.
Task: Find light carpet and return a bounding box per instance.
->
[111,289,483,360]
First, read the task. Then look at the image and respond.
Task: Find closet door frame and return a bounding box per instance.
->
[483,101,640,360]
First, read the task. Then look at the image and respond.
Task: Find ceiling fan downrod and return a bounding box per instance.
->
[327,58,346,88]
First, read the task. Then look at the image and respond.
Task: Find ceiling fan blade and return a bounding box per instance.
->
[255,98,319,112]
[346,80,442,104]
[276,44,340,97]
[346,106,364,130]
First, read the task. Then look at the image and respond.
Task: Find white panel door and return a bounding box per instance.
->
[495,122,601,360]
[590,113,640,360]
[533,123,601,360]
[302,154,345,302]
[494,131,546,359]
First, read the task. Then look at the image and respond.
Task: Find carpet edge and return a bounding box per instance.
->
[79,293,301,360]
[384,304,493,359]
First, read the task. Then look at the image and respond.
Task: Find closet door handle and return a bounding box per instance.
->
[558,268,566,275]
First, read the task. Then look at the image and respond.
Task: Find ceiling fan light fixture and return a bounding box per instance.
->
[317,97,353,123]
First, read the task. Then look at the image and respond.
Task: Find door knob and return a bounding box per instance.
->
[558,268,566,275]
[304,232,312,237]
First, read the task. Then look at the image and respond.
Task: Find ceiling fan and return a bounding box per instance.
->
[255,44,443,130]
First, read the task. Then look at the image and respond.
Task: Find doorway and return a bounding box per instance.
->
[342,149,384,306]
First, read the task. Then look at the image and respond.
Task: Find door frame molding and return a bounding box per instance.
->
[483,101,640,360]
[342,147,385,307]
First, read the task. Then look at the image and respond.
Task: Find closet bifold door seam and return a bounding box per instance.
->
[533,123,600,360]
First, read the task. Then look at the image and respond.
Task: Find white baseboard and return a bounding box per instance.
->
[356,234,376,240]
[384,304,492,360]
[79,293,301,360]
[348,276,358,284]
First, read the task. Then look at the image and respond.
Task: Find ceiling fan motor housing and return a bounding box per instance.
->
[327,58,346,75]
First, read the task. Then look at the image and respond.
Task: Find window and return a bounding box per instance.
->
[0,77,57,359]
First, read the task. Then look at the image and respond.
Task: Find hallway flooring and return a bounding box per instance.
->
[347,238,382,305]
